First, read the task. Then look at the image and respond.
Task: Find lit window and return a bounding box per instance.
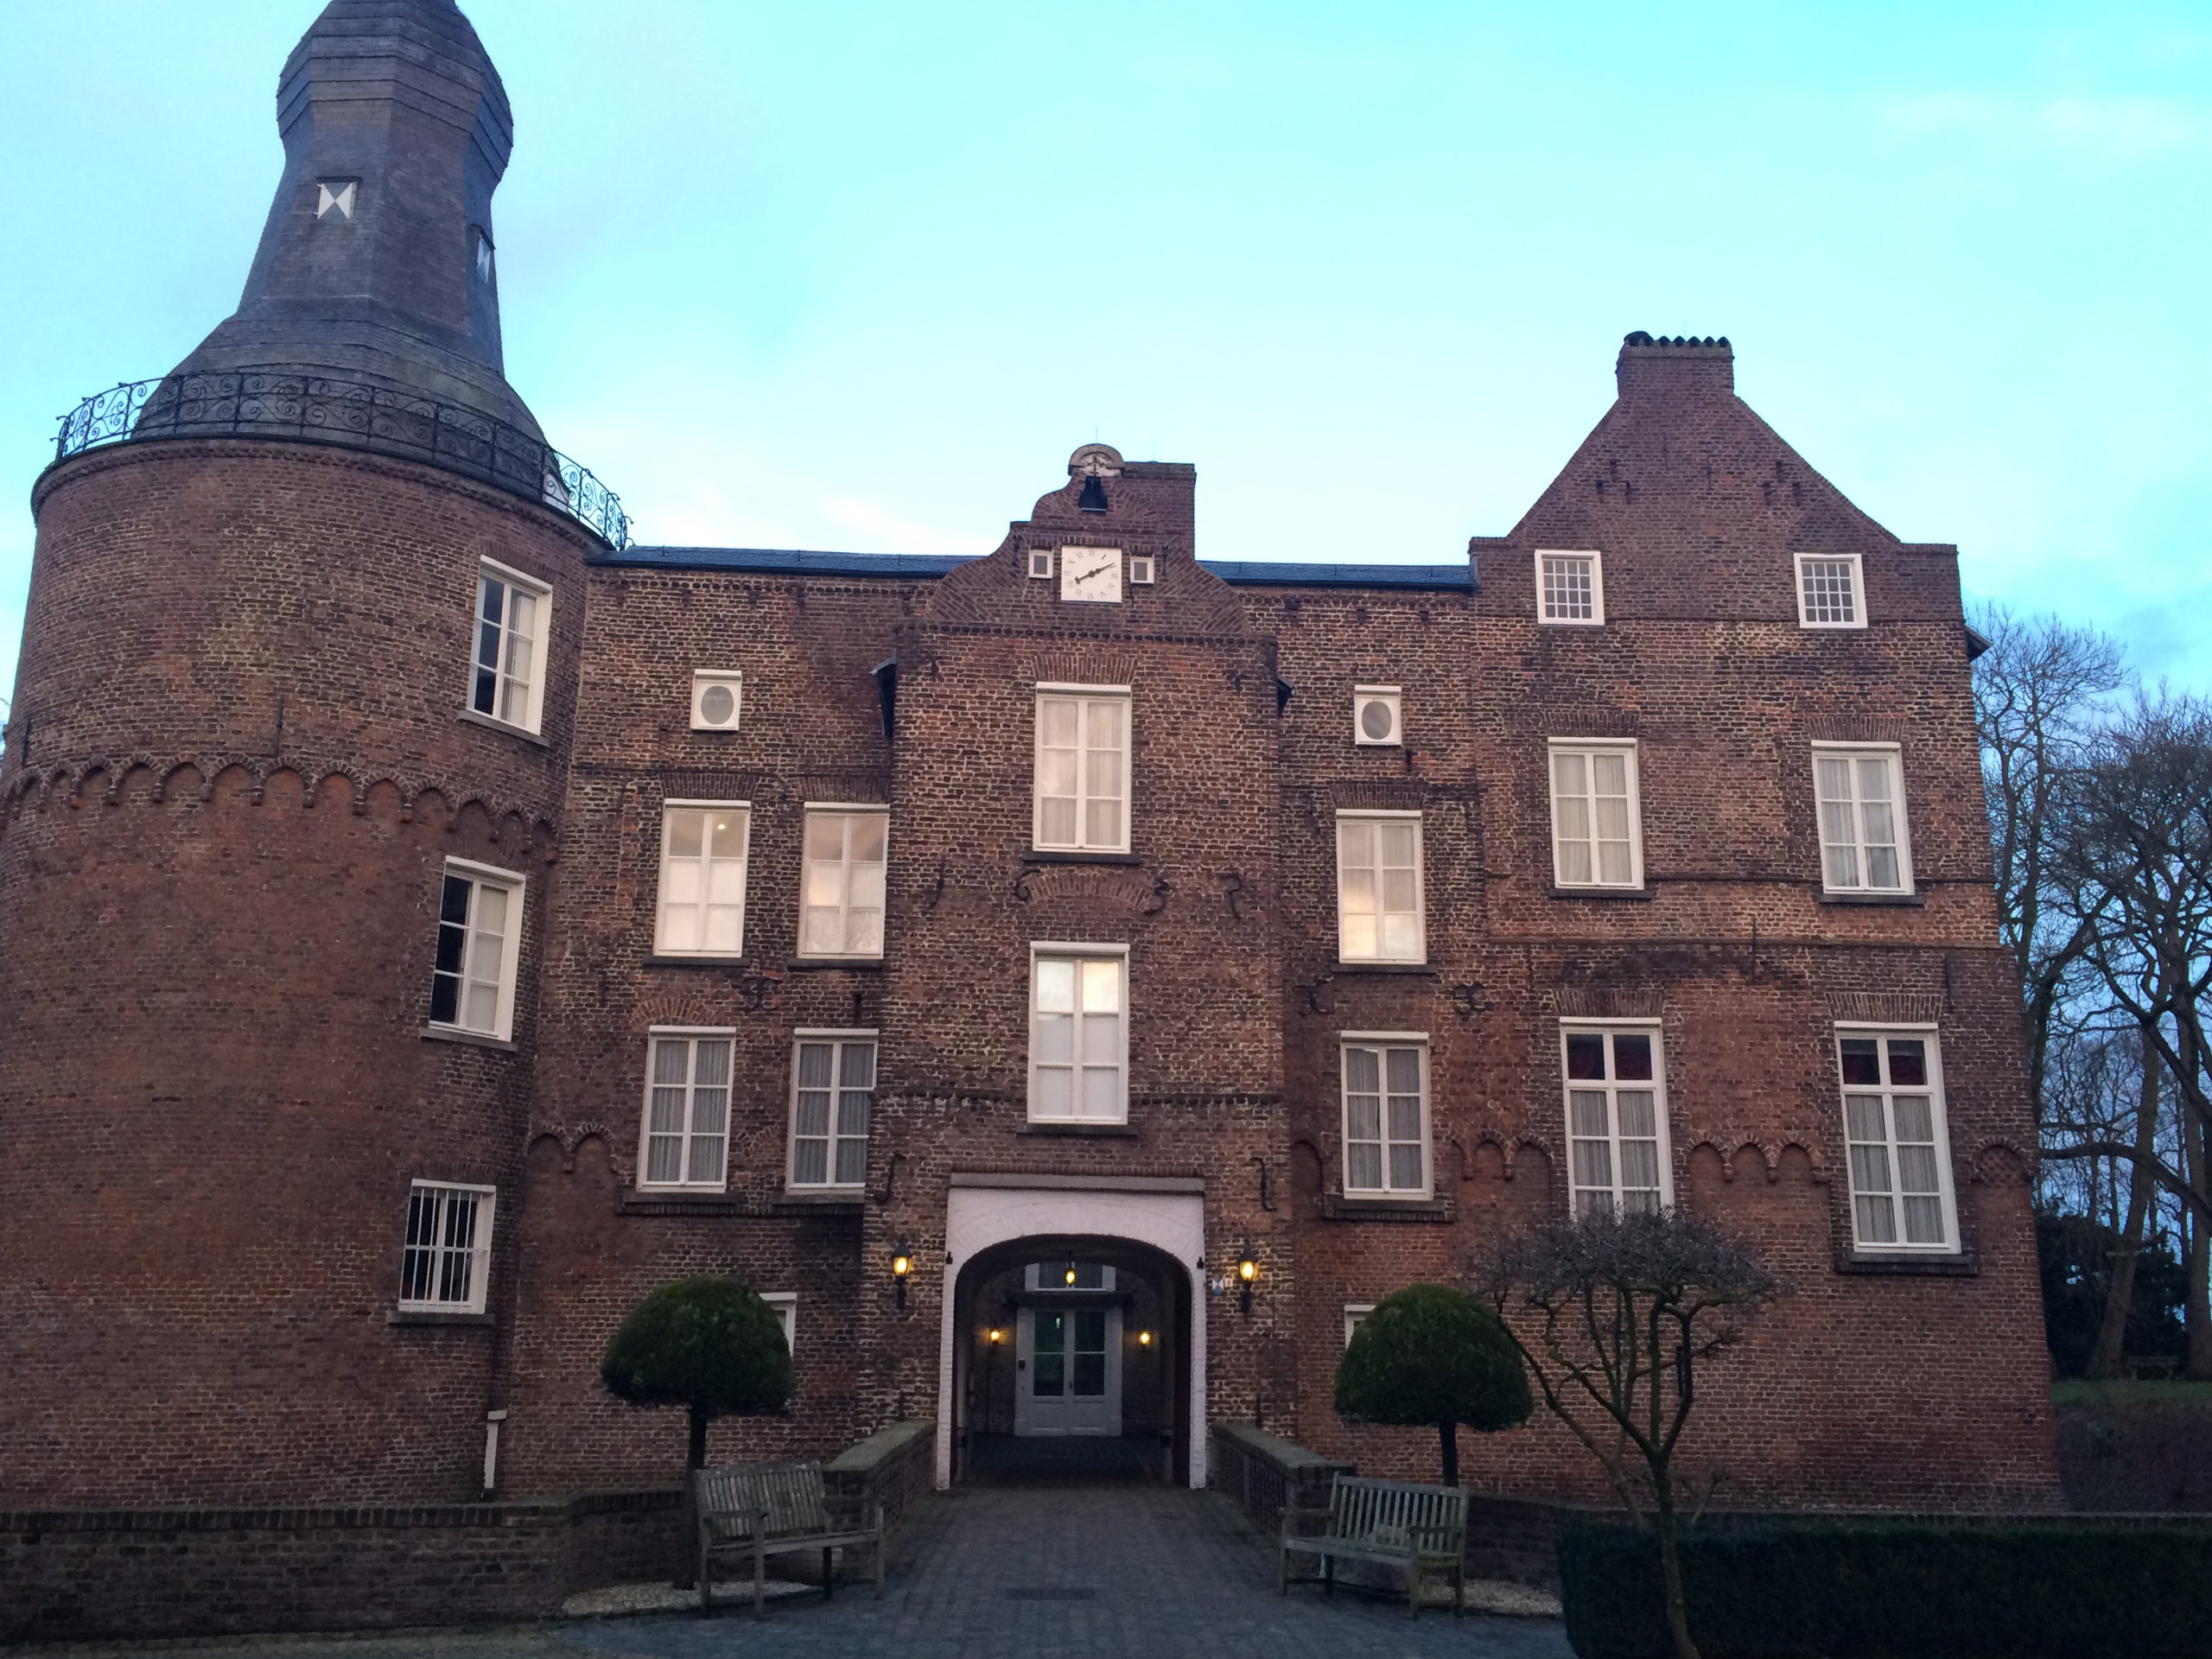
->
[1341,1038,1430,1198]
[1812,746,1911,894]
[790,1032,875,1190]
[1562,1024,1673,1216]
[799,809,887,959]
[1336,812,1425,963]
[469,559,549,734]
[761,1292,797,1350]
[656,802,750,956]
[1034,689,1130,854]
[1838,1030,1957,1251]
[1029,948,1127,1123]
[1537,550,1604,625]
[639,1028,734,1190]
[398,1182,494,1313]
[1343,1303,1376,1346]
[429,859,524,1040]
[1796,554,1865,629]
[1549,741,1643,889]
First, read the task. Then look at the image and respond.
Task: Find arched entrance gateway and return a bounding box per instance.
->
[937,1176,1207,1489]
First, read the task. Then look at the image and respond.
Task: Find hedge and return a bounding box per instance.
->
[1560,1516,2212,1659]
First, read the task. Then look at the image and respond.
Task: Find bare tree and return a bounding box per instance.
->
[1475,1211,1783,1659]
[1971,604,2126,1122]
[2049,694,2212,1376]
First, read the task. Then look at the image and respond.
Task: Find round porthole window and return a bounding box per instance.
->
[700,683,734,724]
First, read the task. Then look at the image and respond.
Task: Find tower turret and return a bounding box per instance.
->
[174,0,537,431]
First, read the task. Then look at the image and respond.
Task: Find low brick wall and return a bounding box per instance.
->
[0,1424,936,1644]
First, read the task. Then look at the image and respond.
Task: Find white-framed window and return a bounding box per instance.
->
[1795,553,1865,629]
[1352,685,1402,747]
[1129,553,1156,585]
[656,801,751,957]
[1340,1035,1431,1198]
[761,1291,798,1351]
[1536,550,1605,625]
[799,806,888,959]
[1336,811,1425,963]
[638,1027,734,1190]
[468,558,550,734]
[1029,944,1128,1123]
[1033,688,1130,854]
[1811,744,1912,895]
[1028,548,1054,580]
[1562,1022,1674,1216]
[789,1030,875,1190]
[1836,1027,1958,1252]
[429,858,524,1040]
[1549,741,1643,889]
[690,671,742,732]
[398,1181,494,1313]
[1343,1303,1376,1346]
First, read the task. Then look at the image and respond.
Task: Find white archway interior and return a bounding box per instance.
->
[939,1178,1207,1489]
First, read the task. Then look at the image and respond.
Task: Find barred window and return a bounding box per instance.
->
[790,1033,875,1190]
[639,1029,734,1190]
[399,1182,494,1313]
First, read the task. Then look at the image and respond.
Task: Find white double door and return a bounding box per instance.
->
[1014,1300,1123,1437]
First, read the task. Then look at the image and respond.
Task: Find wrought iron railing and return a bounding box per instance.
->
[53,370,631,549]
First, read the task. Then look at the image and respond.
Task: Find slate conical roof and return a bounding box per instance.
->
[169,0,540,435]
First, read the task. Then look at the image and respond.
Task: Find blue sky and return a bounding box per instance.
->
[5,2,2208,699]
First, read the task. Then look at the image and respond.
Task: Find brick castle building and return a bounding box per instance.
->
[1,0,2059,1580]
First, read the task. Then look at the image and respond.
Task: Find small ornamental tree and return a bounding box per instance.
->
[1333,1283,1531,1486]
[1476,1209,1783,1659]
[601,1274,793,1584]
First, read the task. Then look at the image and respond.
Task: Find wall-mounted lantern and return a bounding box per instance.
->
[892,1241,914,1311]
[1236,1241,1258,1314]
[1137,1329,1154,1347]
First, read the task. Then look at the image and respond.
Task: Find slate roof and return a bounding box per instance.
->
[595,545,1474,591]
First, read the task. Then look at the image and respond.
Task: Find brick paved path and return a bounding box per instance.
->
[45,1486,1572,1659]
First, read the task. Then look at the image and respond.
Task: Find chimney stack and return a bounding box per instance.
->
[1614,332,1735,402]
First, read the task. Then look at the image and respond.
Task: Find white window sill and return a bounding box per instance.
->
[388,1308,494,1325]
[1550,884,1653,901]
[1332,960,1434,975]
[786,957,885,970]
[421,1023,517,1052]
[1819,889,1924,906]
[456,707,550,747]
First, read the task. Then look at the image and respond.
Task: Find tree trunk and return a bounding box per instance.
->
[2090,1035,2162,1377]
[1438,1421,1459,1488]
[2186,1100,2212,1380]
[1652,1472,1700,1659]
[674,1402,710,1590]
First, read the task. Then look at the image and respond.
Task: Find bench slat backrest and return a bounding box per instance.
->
[696,1460,830,1541]
[1323,1475,1467,1552]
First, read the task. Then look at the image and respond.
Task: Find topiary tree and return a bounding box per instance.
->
[1334,1282,1532,1486]
[601,1274,793,1585]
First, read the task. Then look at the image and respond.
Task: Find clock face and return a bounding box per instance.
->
[1059,546,1122,604]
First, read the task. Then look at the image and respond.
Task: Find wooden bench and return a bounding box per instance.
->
[695,1459,886,1613]
[1280,1473,1468,1618]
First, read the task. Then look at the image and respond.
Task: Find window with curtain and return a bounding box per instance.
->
[1033,691,1129,853]
[1341,1039,1429,1197]
[789,1033,875,1189]
[1030,951,1127,1122]
[1813,747,1911,894]
[1562,1025,1672,1215]
[1336,813,1425,962]
[638,1029,734,1190]
[1549,741,1642,888]
[799,809,887,958]
[656,802,750,955]
[1837,1030,1956,1250]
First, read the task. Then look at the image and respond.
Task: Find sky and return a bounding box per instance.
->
[3,2,2209,702]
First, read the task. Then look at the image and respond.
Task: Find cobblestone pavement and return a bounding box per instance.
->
[47,1487,1573,1659]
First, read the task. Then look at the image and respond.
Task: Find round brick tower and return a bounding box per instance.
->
[0,1,616,1504]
